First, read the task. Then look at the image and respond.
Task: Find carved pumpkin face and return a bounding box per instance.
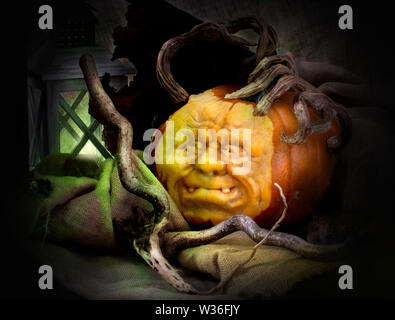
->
[155,85,339,227]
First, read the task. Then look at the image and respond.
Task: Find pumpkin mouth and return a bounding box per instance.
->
[180,182,243,210]
[184,185,236,194]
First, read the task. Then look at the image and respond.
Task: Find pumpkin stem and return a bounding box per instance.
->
[156,18,278,104]
[225,51,352,152]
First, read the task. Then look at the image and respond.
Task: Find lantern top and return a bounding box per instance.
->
[42,46,136,81]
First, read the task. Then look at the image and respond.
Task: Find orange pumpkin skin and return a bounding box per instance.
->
[155,85,339,228]
[257,90,339,227]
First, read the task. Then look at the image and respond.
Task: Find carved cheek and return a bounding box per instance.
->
[156,142,194,209]
[227,124,275,219]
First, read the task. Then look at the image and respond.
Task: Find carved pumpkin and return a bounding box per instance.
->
[155,85,339,227]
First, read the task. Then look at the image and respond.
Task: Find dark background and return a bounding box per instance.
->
[2,0,395,300]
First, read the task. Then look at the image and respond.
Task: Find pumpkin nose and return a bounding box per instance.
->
[195,162,227,176]
[195,147,227,176]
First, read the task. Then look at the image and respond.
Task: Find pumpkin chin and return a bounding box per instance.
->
[155,85,339,228]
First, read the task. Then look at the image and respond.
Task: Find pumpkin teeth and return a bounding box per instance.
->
[185,185,234,193]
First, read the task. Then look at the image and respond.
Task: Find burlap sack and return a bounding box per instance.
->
[27,155,334,299]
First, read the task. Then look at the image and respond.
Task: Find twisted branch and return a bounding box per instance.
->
[81,54,196,293]
[163,215,342,261]
[80,54,170,215]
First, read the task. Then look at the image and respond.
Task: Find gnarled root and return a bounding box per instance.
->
[163,215,343,261]
[163,183,343,261]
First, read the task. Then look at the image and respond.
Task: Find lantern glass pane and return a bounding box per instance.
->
[58,90,106,161]
[59,125,77,153]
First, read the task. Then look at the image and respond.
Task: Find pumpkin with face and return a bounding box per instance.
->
[154,85,339,228]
